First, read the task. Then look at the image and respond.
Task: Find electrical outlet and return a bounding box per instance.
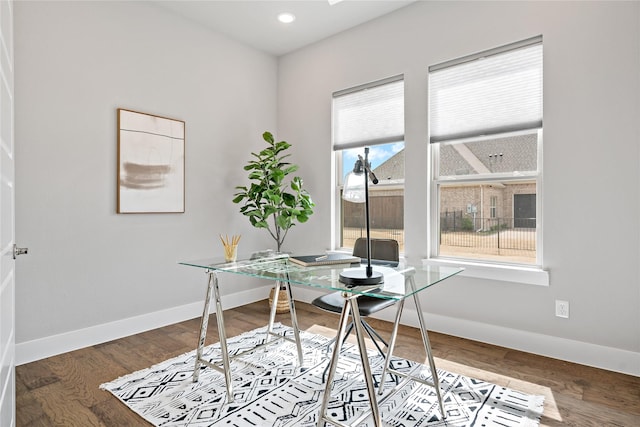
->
[555,300,569,318]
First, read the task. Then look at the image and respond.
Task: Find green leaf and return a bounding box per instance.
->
[282,193,296,207]
[276,215,290,229]
[275,141,291,152]
[283,165,299,175]
[290,177,301,191]
[301,197,314,208]
[248,171,263,180]
[259,148,274,158]
[249,183,263,194]
[272,169,285,180]
[240,207,257,216]
[263,131,274,143]
[267,193,282,204]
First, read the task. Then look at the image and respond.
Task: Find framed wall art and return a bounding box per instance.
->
[117,108,185,213]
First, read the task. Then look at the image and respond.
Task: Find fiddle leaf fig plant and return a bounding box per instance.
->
[232,131,314,252]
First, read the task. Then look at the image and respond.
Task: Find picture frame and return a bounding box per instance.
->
[117,108,185,213]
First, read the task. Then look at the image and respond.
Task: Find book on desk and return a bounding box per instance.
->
[289,253,361,267]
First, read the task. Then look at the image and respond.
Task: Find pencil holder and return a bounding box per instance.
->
[220,234,241,263]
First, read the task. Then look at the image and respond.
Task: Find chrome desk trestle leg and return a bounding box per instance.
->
[192,270,304,405]
[377,275,446,420]
[193,271,214,383]
[378,298,405,395]
[266,281,280,342]
[319,293,382,427]
[318,293,353,426]
[350,296,382,426]
[284,280,304,365]
[213,271,233,400]
[411,275,445,418]
[266,278,303,366]
[193,271,234,402]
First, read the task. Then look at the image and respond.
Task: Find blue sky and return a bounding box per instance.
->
[341,142,404,178]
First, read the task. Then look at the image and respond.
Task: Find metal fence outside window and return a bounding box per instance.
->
[440,211,536,251]
[341,214,535,262]
[342,227,405,252]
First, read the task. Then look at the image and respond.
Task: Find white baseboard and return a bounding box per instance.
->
[18,286,640,378]
[294,288,640,377]
[16,286,272,366]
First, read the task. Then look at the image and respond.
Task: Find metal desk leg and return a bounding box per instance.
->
[266,281,280,341]
[266,280,303,366]
[350,297,382,426]
[318,294,352,425]
[411,275,445,418]
[213,271,233,401]
[193,271,214,383]
[378,298,405,395]
[192,271,234,402]
[284,281,304,365]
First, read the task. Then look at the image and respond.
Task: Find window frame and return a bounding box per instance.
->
[331,75,406,252]
[429,129,544,270]
[490,195,498,219]
[427,37,544,273]
[334,143,406,251]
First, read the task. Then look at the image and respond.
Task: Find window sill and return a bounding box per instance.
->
[421,258,549,286]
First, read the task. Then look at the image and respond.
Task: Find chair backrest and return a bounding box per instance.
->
[352,238,399,263]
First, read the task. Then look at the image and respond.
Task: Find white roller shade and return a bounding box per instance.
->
[333,76,404,151]
[429,37,542,143]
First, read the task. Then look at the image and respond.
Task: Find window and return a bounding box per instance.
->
[333,76,405,251]
[490,195,497,219]
[429,36,542,266]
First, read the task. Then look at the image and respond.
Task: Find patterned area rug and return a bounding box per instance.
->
[101,324,544,426]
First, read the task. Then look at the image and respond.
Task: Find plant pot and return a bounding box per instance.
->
[269,287,290,314]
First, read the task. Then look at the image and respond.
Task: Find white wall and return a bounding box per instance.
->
[278,1,640,375]
[14,1,280,360]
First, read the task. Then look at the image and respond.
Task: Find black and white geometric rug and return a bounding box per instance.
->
[101,324,544,426]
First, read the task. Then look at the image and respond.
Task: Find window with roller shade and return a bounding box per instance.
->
[333,76,405,251]
[429,36,543,265]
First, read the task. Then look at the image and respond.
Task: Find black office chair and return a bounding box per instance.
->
[312,238,400,360]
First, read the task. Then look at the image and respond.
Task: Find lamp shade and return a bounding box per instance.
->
[342,171,366,203]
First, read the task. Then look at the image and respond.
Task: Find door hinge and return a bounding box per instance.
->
[13,244,28,259]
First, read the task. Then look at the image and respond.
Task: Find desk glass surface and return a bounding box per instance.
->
[180,253,462,300]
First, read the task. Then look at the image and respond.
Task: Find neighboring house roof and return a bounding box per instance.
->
[371,133,537,181]
[372,149,404,181]
[439,133,537,176]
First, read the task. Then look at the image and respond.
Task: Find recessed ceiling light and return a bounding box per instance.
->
[277,12,296,24]
[328,0,345,5]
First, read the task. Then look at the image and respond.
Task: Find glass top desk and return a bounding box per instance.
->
[180,252,463,427]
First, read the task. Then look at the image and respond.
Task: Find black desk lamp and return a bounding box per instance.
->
[339,147,383,286]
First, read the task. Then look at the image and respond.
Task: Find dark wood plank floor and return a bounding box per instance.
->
[16,300,640,426]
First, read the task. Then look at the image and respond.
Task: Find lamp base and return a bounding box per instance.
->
[339,268,384,286]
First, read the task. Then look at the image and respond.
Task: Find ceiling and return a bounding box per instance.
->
[152,0,417,56]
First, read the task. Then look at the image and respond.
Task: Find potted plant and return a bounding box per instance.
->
[233,132,315,311]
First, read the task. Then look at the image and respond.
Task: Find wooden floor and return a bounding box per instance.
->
[16,300,640,426]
